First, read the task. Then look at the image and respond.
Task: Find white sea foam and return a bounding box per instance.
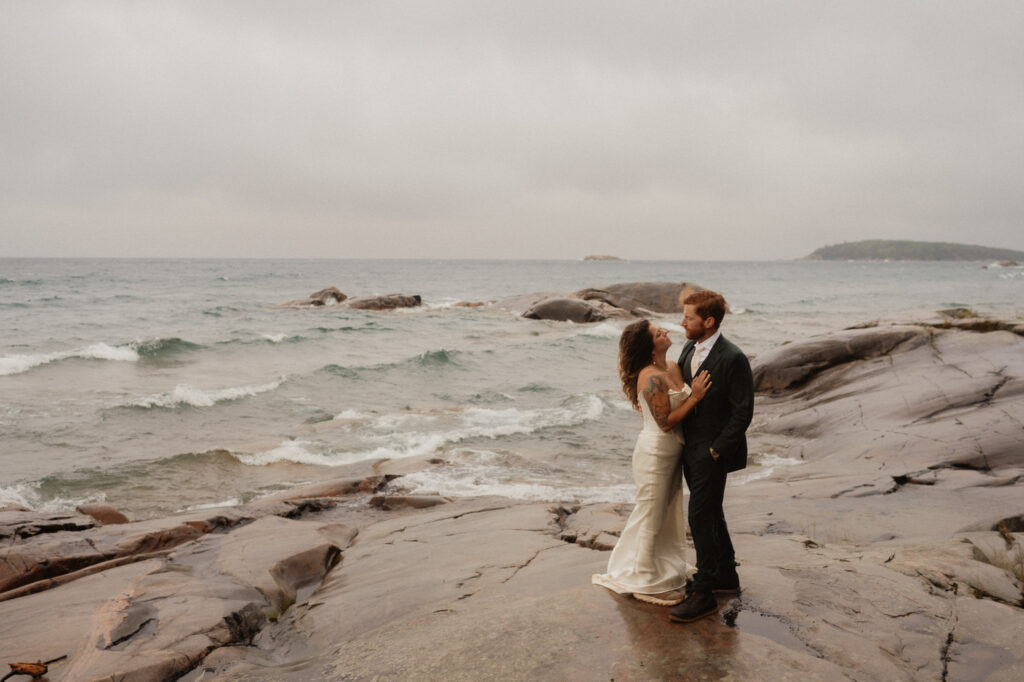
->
[575,322,623,339]
[399,468,636,504]
[261,333,288,343]
[334,408,372,420]
[0,483,106,513]
[420,298,462,310]
[177,498,243,512]
[235,440,339,466]
[237,395,606,467]
[730,453,803,486]
[608,395,637,411]
[0,483,36,508]
[0,342,139,376]
[130,380,283,408]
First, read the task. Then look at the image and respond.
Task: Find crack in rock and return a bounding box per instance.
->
[500,545,560,585]
[104,617,156,650]
[380,505,514,541]
[981,371,1009,405]
[940,603,959,682]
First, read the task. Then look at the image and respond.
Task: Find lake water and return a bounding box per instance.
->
[1,258,1021,517]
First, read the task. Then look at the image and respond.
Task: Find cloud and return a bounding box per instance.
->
[2,1,1022,259]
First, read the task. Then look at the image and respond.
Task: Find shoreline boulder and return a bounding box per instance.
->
[573,281,706,314]
[523,297,608,323]
[751,326,930,392]
[76,503,129,525]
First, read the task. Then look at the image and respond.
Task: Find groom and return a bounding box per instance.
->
[669,290,754,623]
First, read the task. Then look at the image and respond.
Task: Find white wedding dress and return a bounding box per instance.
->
[592,387,693,596]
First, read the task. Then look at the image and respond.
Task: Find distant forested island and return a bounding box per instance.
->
[806,240,1024,261]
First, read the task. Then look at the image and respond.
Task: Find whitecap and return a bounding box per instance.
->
[261,333,288,343]
[235,440,341,466]
[0,482,106,513]
[0,342,139,376]
[238,395,606,467]
[130,380,283,408]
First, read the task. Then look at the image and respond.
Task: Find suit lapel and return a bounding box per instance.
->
[679,340,696,382]
[699,334,727,373]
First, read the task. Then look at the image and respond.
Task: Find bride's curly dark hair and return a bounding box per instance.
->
[618,319,653,410]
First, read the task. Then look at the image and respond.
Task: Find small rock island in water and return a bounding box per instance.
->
[806,239,1024,261]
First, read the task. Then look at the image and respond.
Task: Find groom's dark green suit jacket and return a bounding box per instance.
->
[678,334,755,473]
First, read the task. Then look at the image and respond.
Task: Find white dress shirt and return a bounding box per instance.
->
[690,329,722,376]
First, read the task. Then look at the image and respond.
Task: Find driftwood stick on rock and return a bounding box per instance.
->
[2,655,66,681]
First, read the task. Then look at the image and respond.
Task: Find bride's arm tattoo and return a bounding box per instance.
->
[642,374,672,430]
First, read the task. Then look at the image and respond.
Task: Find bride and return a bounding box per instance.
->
[592,319,710,606]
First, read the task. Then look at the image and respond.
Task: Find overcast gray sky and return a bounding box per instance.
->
[2,1,1022,260]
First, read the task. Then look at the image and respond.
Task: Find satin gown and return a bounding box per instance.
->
[592,388,693,596]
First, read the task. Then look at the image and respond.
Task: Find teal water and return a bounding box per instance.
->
[1,258,1021,517]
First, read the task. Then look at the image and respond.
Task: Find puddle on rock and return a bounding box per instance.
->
[722,602,820,657]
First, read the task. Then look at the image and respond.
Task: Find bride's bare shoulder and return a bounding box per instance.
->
[638,367,670,393]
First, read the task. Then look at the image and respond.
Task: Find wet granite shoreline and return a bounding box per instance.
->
[2,319,1022,680]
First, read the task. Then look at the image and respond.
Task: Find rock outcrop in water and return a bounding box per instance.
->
[344,293,422,310]
[499,281,708,322]
[522,297,609,323]
[1,320,1022,680]
[572,281,705,314]
[276,288,420,311]
[278,281,704,321]
[276,286,347,308]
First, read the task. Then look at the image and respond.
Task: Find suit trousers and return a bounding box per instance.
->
[681,440,736,592]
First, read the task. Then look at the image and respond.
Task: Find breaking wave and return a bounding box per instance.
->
[133,337,204,358]
[234,395,606,467]
[127,379,284,409]
[0,482,106,514]
[0,343,139,376]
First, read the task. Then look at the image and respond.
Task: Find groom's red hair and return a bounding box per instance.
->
[684,290,727,328]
